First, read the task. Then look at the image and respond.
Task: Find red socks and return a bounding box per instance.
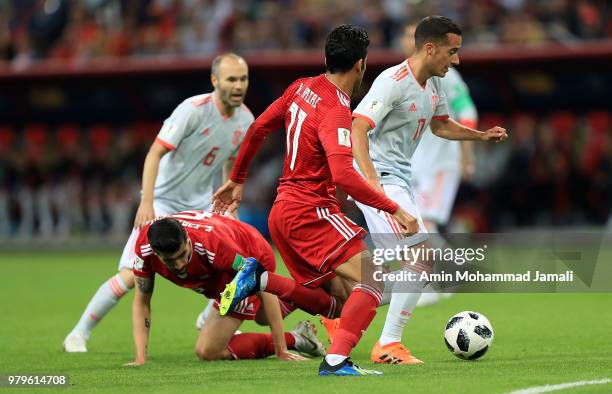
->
[264,272,339,318]
[328,284,382,356]
[227,332,296,359]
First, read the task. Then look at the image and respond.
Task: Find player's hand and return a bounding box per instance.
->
[276,351,308,361]
[211,180,243,214]
[391,208,419,236]
[480,126,508,143]
[134,201,156,229]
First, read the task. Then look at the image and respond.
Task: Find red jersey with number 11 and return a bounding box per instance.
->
[230,74,398,213]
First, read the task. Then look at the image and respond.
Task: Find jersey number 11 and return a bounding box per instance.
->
[286,102,307,171]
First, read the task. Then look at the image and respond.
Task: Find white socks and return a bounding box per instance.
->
[71,273,130,339]
[325,354,347,366]
[201,299,214,320]
[378,269,428,346]
[259,271,268,291]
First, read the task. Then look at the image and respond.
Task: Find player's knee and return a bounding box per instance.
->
[254,312,268,326]
[195,345,223,361]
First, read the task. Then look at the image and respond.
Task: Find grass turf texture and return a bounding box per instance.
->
[0,250,611,393]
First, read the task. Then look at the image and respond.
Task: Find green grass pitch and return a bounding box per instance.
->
[0,250,611,393]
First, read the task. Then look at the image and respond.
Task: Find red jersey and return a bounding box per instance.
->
[231,74,398,213]
[132,210,275,299]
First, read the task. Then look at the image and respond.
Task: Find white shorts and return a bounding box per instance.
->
[117,200,176,271]
[355,184,428,249]
[414,168,461,226]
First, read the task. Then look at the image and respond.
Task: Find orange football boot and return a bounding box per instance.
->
[370,341,424,365]
[319,317,340,344]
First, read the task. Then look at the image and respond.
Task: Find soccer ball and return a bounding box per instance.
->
[444,311,494,360]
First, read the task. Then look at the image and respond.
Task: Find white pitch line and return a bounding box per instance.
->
[506,378,611,394]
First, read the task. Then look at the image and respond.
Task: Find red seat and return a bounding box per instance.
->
[479,113,504,130]
[89,124,113,156]
[550,111,576,139]
[130,121,160,145]
[0,126,15,155]
[56,124,81,153]
[24,124,49,161]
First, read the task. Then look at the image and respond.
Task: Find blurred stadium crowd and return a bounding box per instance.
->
[0,0,610,242]
[1,0,611,65]
[0,111,610,241]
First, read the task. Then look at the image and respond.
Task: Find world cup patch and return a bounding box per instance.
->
[134,255,144,271]
[368,99,382,114]
[338,128,351,147]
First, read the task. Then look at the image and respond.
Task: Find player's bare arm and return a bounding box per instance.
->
[430,117,508,142]
[257,292,307,362]
[352,117,383,192]
[134,141,170,229]
[222,158,240,219]
[211,180,243,214]
[125,276,154,367]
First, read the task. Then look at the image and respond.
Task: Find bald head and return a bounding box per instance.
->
[211,53,249,113]
[211,53,247,78]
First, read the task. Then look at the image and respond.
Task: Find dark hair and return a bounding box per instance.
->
[325,24,370,73]
[414,16,462,49]
[147,218,187,255]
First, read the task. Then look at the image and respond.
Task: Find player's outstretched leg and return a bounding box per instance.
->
[219,257,263,315]
[197,303,325,360]
[371,264,428,365]
[63,269,134,352]
[220,257,340,318]
[319,251,383,376]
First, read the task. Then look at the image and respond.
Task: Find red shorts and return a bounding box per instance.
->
[212,295,261,321]
[269,200,367,288]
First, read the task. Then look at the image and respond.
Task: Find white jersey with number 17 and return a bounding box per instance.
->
[153,93,254,213]
[353,60,449,191]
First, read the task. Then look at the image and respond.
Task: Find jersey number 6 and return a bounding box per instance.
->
[202,146,220,166]
[287,102,307,171]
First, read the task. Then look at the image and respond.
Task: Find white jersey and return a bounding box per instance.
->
[411,68,478,175]
[353,60,449,191]
[153,93,254,213]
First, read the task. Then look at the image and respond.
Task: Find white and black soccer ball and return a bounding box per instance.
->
[444,311,494,360]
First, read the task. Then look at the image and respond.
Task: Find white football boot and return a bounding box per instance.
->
[63,332,88,353]
[291,320,326,357]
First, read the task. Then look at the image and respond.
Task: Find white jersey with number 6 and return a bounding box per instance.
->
[153,93,254,213]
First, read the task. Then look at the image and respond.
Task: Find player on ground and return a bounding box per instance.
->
[126,210,326,366]
[212,25,418,376]
[403,22,479,307]
[350,16,507,365]
[63,53,254,352]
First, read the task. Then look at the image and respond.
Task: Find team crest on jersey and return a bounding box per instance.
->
[368,99,382,114]
[338,128,351,147]
[134,255,144,271]
[431,95,439,110]
[232,130,242,145]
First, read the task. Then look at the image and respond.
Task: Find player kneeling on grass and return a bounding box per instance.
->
[125,210,325,366]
